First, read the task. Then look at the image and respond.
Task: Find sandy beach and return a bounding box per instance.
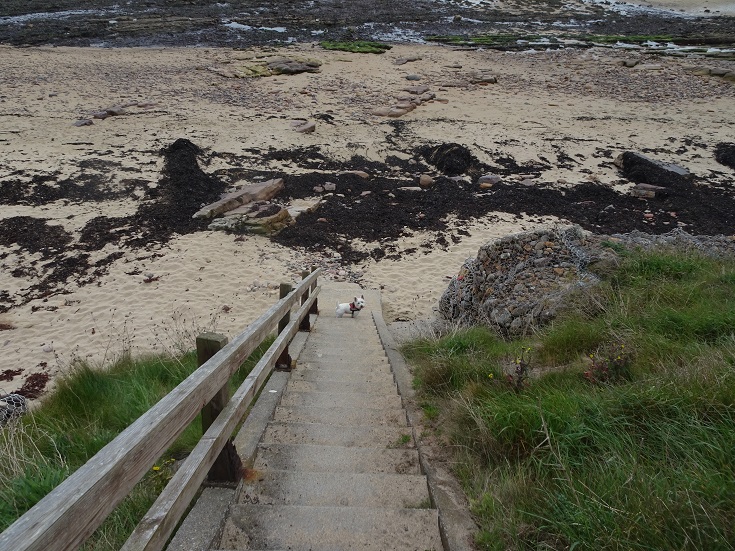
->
[1,41,734,397]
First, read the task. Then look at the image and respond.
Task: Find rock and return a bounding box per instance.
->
[371,106,411,118]
[73,119,93,127]
[405,74,422,81]
[479,183,494,189]
[105,105,127,116]
[194,178,285,219]
[340,170,370,179]
[92,111,110,119]
[690,67,712,76]
[635,64,663,71]
[722,72,735,83]
[470,72,498,84]
[267,57,322,75]
[313,186,324,193]
[520,179,535,186]
[621,59,640,68]
[317,217,328,223]
[397,186,424,192]
[714,143,735,170]
[323,182,337,191]
[402,85,430,95]
[42,344,53,353]
[394,56,421,65]
[710,68,729,77]
[614,152,693,186]
[287,198,322,219]
[208,206,293,234]
[630,183,668,198]
[478,173,502,185]
[293,121,316,133]
[419,174,434,188]
[0,393,27,425]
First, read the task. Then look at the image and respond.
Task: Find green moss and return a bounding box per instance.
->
[319,41,392,54]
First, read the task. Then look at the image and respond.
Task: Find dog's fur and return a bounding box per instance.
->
[336,295,365,318]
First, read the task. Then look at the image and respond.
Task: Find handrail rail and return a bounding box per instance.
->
[0,269,321,551]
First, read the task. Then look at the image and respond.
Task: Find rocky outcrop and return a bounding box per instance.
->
[439,225,608,334]
[439,226,735,335]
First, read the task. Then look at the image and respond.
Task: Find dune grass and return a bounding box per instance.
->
[0,338,272,549]
[404,248,735,550]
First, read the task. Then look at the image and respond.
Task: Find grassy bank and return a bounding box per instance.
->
[405,248,735,550]
[0,340,270,549]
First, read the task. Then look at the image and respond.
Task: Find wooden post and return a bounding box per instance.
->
[196,333,241,483]
[276,283,293,370]
[309,265,319,315]
[299,270,311,332]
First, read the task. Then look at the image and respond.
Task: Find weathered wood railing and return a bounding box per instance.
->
[0,268,321,551]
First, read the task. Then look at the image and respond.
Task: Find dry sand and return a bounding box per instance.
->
[1,42,734,396]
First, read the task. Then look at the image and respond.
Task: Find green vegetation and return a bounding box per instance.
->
[0,339,271,550]
[404,249,735,550]
[319,40,392,54]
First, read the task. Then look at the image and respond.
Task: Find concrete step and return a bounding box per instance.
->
[273,405,407,427]
[262,421,415,448]
[279,390,403,410]
[254,443,420,475]
[286,379,397,395]
[239,470,431,508]
[290,368,395,386]
[298,351,387,364]
[219,504,442,551]
[295,359,390,373]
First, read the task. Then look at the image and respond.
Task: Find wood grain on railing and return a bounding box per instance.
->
[121,288,320,551]
[0,269,320,551]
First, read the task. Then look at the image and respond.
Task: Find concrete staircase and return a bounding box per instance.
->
[215,284,443,551]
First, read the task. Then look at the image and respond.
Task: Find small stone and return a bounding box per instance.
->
[293,121,316,133]
[323,182,337,191]
[479,182,493,189]
[405,74,422,81]
[478,174,501,185]
[317,217,328,223]
[553,267,565,275]
[419,174,434,188]
[520,179,535,186]
[42,344,53,353]
[313,186,324,193]
[73,119,93,127]
[361,191,371,196]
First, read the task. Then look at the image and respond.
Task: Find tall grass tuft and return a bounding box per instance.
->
[0,337,272,549]
[406,249,735,550]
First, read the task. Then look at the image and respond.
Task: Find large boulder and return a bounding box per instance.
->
[439,226,608,334]
[614,152,693,186]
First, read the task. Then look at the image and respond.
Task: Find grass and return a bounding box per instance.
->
[0,337,272,549]
[319,40,392,54]
[405,248,735,550]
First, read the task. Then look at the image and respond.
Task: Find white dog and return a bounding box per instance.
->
[336,295,365,318]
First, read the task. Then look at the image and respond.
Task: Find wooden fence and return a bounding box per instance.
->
[0,269,321,551]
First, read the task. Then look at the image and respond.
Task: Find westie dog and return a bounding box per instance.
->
[336,295,365,318]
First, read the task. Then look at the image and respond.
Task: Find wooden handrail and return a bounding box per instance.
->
[0,269,321,551]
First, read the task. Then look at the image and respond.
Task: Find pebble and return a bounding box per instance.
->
[405,75,422,81]
[419,174,434,188]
